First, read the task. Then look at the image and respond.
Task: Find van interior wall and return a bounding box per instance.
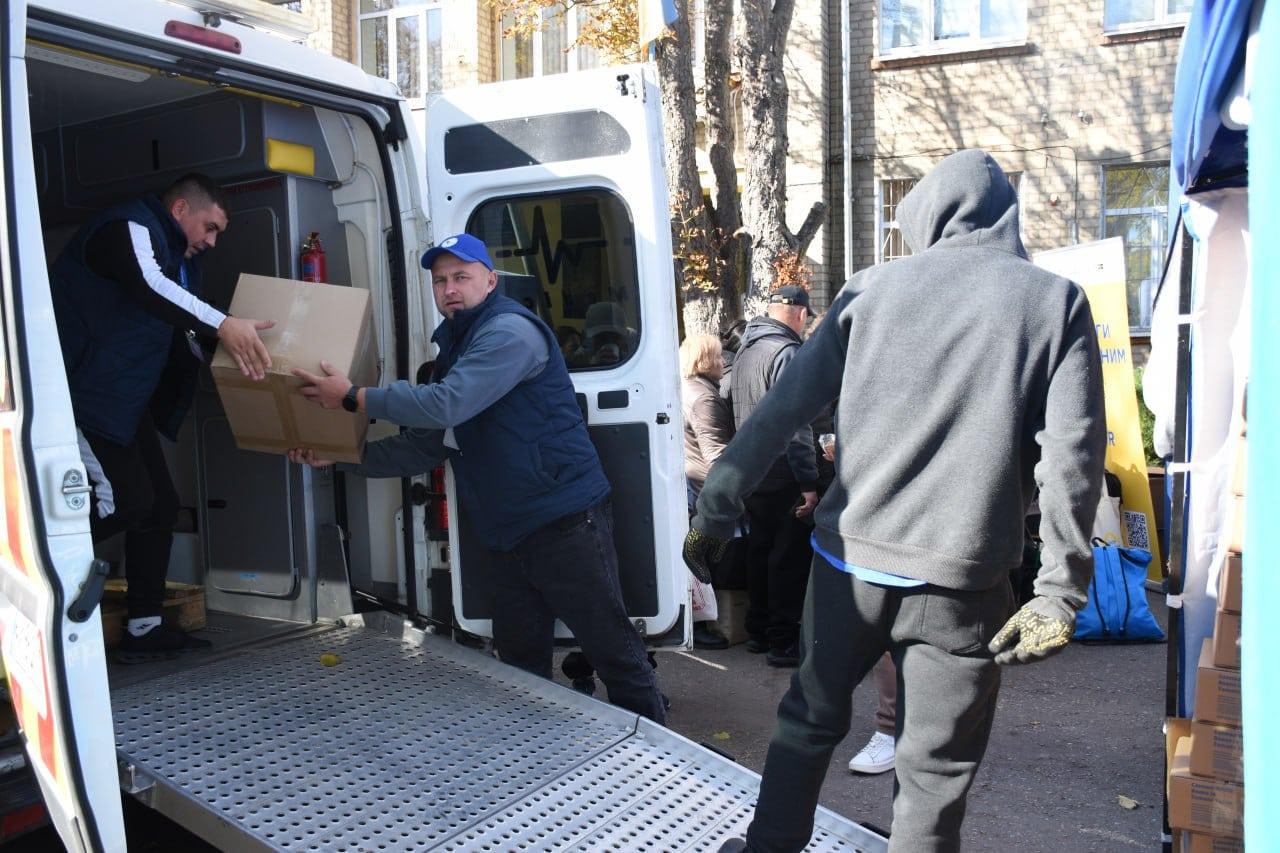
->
[28,54,398,622]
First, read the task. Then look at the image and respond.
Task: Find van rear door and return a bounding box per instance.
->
[424,65,689,644]
[0,2,125,850]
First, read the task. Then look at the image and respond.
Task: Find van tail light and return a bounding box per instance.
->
[165,21,243,54]
[427,466,449,540]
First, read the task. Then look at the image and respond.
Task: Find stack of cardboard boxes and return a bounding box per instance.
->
[1168,435,1246,851]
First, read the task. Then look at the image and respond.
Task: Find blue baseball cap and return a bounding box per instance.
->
[420,233,494,271]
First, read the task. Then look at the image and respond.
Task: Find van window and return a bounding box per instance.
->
[466,189,640,371]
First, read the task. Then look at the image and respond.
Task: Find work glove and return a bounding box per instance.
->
[987,596,1075,665]
[682,528,729,585]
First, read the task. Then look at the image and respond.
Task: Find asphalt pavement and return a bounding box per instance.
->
[649,593,1169,851]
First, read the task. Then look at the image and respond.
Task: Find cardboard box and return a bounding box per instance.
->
[1190,719,1243,783]
[1195,640,1241,726]
[1168,737,1243,839]
[713,589,750,646]
[1212,609,1240,670]
[1231,438,1246,496]
[1226,495,1245,554]
[1217,554,1242,614]
[100,581,206,649]
[1183,832,1244,853]
[212,275,377,464]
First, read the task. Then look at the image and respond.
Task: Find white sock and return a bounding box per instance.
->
[127,617,162,637]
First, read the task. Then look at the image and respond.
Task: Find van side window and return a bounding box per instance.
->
[466,189,640,371]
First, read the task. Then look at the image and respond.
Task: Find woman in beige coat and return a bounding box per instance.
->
[680,334,735,649]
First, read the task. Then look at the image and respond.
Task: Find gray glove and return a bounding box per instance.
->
[987,596,1075,665]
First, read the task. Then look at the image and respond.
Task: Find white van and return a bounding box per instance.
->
[0,0,884,849]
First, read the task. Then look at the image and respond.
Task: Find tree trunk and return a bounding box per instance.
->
[655,0,730,337]
[736,0,798,318]
[702,0,741,326]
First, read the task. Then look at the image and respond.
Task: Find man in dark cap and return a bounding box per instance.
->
[723,284,819,668]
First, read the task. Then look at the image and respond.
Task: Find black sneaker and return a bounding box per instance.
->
[766,642,800,668]
[745,637,769,654]
[115,624,212,664]
[693,624,729,650]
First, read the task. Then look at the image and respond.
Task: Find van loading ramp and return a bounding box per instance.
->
[110,612,887,851]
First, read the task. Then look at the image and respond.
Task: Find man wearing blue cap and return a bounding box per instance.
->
[291,233,665,723]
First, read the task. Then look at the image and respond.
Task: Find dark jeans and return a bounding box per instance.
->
[489,500,666,724]
[747,558,1012,853]
[82,414,178,620]
[743,485,813,651]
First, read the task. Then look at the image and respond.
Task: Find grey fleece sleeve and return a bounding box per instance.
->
[337,428,448,478]
[1031,291,1107,615]
[694,291,850,538]
[770,345,819,490]
[363,314,549,428]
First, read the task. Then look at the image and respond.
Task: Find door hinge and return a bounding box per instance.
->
[60,469,91,511]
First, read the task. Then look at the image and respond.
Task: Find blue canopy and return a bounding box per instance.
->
[1170,0,1255,192]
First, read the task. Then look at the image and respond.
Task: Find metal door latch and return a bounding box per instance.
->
[61,469,91,511]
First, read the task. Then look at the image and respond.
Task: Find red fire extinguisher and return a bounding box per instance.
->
[300,232,327,283]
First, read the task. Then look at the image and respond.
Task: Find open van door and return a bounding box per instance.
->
[424,65,689,645]
[0,2,126,849]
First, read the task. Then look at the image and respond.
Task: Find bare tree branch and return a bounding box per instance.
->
[794,201,828,258]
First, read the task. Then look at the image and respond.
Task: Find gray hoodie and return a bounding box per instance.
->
[693,150,1105,611]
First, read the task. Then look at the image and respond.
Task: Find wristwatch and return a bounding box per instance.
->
[341,385,361,413]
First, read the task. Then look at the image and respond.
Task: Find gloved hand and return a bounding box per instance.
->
[987,596,1075,665]
[682,528,729,585]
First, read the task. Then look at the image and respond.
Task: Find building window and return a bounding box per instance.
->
[1104,0,1191,31]
[880,0,1026,55]
[358,1,443,101]
[499,6,601,80]
[1102,163,1170,332]
[876,172,1020,263]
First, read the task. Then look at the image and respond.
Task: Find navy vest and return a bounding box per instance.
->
[50,197,204,445]
[432,292,610,551]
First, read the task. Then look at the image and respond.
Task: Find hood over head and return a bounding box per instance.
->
[897,149,1026,258]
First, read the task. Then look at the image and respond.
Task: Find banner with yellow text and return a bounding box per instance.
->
[1034,238,1162,580]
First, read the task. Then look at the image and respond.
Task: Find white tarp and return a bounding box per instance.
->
[1144,186,1250,711]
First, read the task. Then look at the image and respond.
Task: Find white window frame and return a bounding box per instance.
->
[877,0,1027,58]
[1103,0,1190,34]
[875,177,919,264]
[1101,163,1170,333]
[498,6,601,80]
[356,1,445,106]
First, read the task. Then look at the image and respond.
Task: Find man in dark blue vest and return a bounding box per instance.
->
[290,233,665,723]
[52,172,275,662]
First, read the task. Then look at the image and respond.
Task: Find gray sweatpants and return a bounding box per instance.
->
[746,557,1013,853]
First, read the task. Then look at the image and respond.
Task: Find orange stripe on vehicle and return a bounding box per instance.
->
[35,634,57,784]
[1,431,32,579]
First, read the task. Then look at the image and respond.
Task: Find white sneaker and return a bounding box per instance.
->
[848,731,895,774]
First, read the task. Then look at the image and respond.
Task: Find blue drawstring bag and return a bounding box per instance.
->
[1073,539,1165,643]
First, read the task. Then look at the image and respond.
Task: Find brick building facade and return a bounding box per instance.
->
[284,0,1177,332]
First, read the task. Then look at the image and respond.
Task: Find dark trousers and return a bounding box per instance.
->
[489,500,666,724]
[743,485,813,651]
[747,558,1012,853]
[82,415,178,620]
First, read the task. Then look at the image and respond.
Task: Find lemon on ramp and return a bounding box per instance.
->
[319,653,341,667]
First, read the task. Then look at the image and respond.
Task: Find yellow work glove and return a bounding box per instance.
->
[987,596,1075,665]
[682,528,728,585]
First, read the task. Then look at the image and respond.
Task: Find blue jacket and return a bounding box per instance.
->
[432,292,611,551]
[50,197,203,445]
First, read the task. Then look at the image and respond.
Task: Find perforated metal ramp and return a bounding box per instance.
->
[112,613,886,852]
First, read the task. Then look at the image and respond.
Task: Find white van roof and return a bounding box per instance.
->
[28,0,402,103]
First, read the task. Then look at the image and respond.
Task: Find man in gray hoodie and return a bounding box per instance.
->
[685,150,1105,851]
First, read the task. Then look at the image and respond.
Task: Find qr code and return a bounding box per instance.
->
[1123,510,1150,551]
